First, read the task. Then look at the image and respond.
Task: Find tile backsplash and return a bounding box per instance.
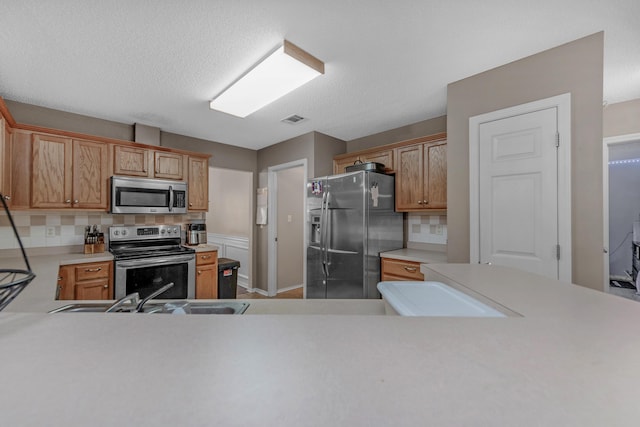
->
[0,211,205,250]
[407,213,447,245]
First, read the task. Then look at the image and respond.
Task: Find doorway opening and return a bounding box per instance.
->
[604,133,640,300]
[267,159,307,297]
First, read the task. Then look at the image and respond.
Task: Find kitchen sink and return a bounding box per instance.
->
[49,301,249,315]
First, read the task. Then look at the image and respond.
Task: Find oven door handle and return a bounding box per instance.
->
[116,255,195,268]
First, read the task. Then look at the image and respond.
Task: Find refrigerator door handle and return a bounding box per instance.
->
[320,191,328,279]
[323,191,331,277]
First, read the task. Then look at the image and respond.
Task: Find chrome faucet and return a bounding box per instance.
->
[135,282,175,313]
[105,292,140,313]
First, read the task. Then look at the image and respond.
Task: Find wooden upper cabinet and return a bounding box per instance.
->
[188,156,208,211]
[395,144,423,211]
[395,140,447,211]
[31,134,73,208]
[333,148,394,175]
[361,149,393,171]
[154,151,184,180]
[113,145,150,177]
[424,142,447,209]
[333,154,360,174]
[73,139,108,209]
[8,130,31,210]
[0,117,8,203]
[113,145,186,181]
[32,134,109,210]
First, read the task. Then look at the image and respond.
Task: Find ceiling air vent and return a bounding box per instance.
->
[281,114,307,124]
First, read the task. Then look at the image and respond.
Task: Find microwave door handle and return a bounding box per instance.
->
[168,185,174,212]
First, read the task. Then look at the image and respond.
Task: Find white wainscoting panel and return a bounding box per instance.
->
[207,233,250,288]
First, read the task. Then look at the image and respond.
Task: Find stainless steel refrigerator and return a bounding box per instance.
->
[307,171,403,299]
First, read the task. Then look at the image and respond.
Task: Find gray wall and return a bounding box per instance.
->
[447,32,605,291]
[347,115,446,152]
[5,99,134,141]
[314,132,346,177]
[604,98,640,137]
[255,132,314,291]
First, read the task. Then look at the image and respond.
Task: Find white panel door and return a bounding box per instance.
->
[479,107,559,278]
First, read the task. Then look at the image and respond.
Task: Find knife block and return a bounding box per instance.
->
[84,243,105,254]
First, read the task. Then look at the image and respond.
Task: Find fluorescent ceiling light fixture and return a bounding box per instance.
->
[209,40,324,118]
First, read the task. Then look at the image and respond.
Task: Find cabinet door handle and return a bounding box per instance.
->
[58,276,63,281]
[103,285,108,288]
[423,200,429,205]
[85,267,102,272]
[3,195,10,201]
[403,266,417,272]
[74,199,79,204]
[200,255,211,259]
[417,201,423,205]
[65,199,71,204]
[197,270,202,275]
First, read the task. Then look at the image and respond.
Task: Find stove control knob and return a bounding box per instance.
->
[114,230,120,236]
[161,229,166,234]
[172,227,179,234]
[121,230,128,236]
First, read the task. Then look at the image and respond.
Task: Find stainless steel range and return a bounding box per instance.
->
[109,225,195,299]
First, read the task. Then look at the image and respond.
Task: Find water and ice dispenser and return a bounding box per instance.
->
[310,212,321,245]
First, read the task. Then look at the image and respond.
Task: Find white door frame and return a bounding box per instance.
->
[603,132,640,292]
[469,93,572,282]
[267,158,308,297]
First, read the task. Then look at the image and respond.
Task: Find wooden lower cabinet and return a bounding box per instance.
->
[381,258,424,281]
[195,251,218,299]
[57,261,113,300]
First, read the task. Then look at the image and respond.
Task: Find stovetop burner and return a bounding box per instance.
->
[109,225,195,260]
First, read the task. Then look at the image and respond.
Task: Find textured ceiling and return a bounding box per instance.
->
[0,0,638,150]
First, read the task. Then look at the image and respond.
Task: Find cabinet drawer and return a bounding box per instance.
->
[381,258,424,281]
[196,251,218,266]
[74,262,111,281]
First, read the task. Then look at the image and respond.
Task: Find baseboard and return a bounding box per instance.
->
[249,288,269,297]
[277,284,303,294]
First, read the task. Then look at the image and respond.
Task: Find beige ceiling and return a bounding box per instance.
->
[0,1,638,150]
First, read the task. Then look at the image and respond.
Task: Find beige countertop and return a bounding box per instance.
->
[379,247,447,263]
[3,257,640,424]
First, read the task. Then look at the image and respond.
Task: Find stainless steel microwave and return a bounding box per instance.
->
[110,176,188,214]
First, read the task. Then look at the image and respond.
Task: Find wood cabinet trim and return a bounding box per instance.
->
[333,132,446,161]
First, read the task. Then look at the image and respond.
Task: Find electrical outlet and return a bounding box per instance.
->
[435,225,444,235]
[46,226,56,237]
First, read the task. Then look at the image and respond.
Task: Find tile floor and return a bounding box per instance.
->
[609,285,640,302]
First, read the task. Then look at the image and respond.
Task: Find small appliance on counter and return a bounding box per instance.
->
[186,223,207,246]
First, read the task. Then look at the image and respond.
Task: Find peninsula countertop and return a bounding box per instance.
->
[379,247,447,263]
[2,259,640,425]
